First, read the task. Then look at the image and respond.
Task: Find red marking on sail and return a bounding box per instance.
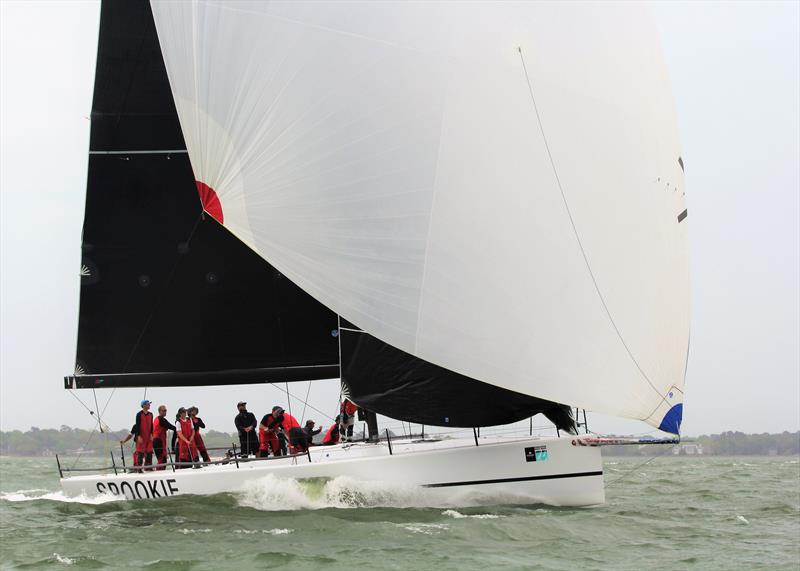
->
[196,181,223,224]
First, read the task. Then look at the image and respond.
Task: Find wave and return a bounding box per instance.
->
[441,509,502,519]
[0,489,120,505]
[237,474,439,511]
[236,473,548,511]
[52,553,75,566]
[396,522,450,535]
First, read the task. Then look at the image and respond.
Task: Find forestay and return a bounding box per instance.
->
[151,1,689,432]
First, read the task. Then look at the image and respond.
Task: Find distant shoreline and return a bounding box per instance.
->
[1,428,797,457]
[1,454,798,459]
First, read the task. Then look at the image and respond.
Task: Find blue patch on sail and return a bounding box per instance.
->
[658,404,683,434]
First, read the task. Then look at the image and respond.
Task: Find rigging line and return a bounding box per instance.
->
[67,389,110,439]
[335,314,345,420]
[269,383,336,423]
[604,444,680,487]
[285,382,293,418]
[68,420,102,470]
[516,47,668,407]
[300,381,312,425]
[92,389,104,434]
[99,388,117,419]
[336,315,343,389]
[67,389,97,416]
[121,212,204,373]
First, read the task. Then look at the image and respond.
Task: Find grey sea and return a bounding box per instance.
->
[1,456,798,570]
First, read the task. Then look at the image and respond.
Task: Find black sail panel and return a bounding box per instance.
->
[70,0,338,388]
[340,329,577,432]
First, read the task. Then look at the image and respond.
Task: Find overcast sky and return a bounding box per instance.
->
[1,1,798,438]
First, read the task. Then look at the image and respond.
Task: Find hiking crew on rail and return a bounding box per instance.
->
[121,398,353,469]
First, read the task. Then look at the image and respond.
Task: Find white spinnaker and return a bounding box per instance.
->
[151,1,689,430]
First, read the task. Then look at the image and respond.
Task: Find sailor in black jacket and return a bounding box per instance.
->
[234,401,259,457]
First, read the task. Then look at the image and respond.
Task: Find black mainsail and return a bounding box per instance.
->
[67,0,339,389]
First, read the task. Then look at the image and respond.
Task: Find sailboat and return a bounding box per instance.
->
[60,1,689,507]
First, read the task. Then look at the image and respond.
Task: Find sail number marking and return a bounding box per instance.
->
[96,478,179,499]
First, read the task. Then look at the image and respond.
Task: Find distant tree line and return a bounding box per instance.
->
[0,426,240,457]
[604,431,799,456]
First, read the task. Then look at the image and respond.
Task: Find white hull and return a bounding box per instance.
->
[60,436,604,507]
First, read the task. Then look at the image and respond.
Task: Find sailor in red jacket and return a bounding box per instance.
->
[132,400,154,471]
[322,416,341,445]
[188,406,210,462]
[258,411,281,457]
[152,404,176,470]
[340,398,359,443]
[175,407,198,468]
[273,406,306,453]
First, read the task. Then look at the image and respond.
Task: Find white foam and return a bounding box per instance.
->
[441,509,501,519]
[52,553,76,565]
[237,473,439,511]
[237,474,322,511]
[179,528,212,534]
[736,515,750,524]
[398,523,449,535]
[0,489,120,505]
[237,473,545,511]
[232,528,294,535]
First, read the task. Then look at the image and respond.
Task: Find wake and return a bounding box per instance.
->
[0,488,120,505]
[236,473,543,511]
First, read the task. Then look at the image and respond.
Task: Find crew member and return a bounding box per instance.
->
[322,416,341,445]
[339,398,358,443]
[119,424,140,469]
[234,401,259,457]
[171,411,181,459]
[152,405,176,470]
[175,407,197,468]
[274,406,306,453]
[188,406,210,463]
[258,410,281,458]
[303,420,321,448]
[131,400,154,471]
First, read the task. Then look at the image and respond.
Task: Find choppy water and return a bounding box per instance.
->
[1,456,798,570]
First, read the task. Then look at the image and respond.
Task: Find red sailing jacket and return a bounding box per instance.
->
[280,413,301,432]
[177,417,194,445]
[152,415,166,441]
[322,424,340,445]
[133,410,153,453]
[341,400,358,416]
